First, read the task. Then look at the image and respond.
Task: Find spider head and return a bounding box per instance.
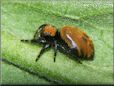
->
[34,24,57,39]
[33,24,57,43]
[41,24,57,37]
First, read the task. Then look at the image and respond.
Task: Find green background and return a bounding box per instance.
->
[1,0,113,85]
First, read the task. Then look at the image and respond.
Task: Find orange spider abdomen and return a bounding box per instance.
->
[60,26,94,59]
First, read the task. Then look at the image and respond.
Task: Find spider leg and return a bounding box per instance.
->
[53,41,57,62]
[70,49,82,64]
[21,37,46,43]
[36,44,50,62]
[21,39,38,43]
[75,57,82,64]
[58,45,82,64]
[33,29,39,39]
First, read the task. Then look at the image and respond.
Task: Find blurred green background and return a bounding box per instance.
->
[1,0,113,85]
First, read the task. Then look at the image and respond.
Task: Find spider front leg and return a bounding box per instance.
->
[21,39,39,43]
[21,37,46,44]
[53,41,58,62]
[36,44,50,62]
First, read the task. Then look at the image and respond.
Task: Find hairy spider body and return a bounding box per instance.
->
[21,24,94,64]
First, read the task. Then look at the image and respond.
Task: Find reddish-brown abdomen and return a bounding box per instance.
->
[60,26,94,60]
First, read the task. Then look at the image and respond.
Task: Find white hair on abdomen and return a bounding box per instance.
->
[66,34,77,48]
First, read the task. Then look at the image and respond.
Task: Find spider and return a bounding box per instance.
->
[21,24,94,64]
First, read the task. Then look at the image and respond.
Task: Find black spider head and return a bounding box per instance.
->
[33,24,57,44]
[33,24,57,40]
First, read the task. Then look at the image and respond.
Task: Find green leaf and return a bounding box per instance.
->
[1,61,52,85]
[1,0,113,85]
